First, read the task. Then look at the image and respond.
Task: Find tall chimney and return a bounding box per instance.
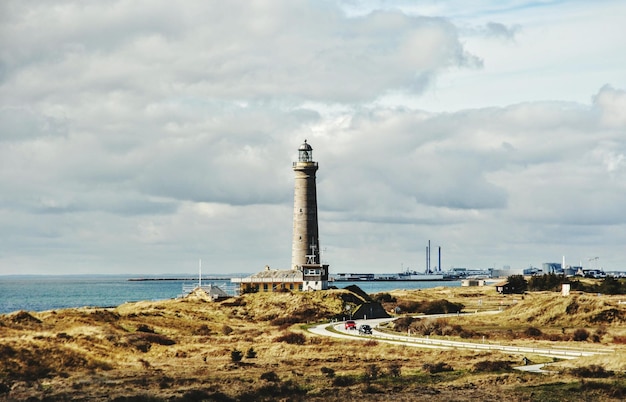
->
[438,246,441,273]
[428,240,432,274]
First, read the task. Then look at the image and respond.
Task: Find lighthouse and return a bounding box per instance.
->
[291,140,329,290]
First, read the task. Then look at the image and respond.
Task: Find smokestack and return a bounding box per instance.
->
[428,240,432,274]
[425,246,429,274]
[438,246,441,273]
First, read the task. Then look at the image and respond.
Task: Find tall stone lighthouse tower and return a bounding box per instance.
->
[292,140,329,290]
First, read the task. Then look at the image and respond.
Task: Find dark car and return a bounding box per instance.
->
[358,324,372,335]
[345,320,357,330]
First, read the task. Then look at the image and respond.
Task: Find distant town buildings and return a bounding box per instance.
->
[522,262,615,278]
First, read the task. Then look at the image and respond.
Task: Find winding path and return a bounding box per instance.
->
[307,312,613,373]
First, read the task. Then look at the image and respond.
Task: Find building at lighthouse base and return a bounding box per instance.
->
[231,264,329,293]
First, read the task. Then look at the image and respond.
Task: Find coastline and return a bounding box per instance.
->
[0,276,462,315]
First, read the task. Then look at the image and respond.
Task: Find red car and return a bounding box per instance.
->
[344,320,356,330]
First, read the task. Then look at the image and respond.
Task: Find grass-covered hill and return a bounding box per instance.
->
[501,291,626,327]
[1,285,625,401]
[0,287,384,400]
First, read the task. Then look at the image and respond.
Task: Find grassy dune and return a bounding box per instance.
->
[1,285,625,401]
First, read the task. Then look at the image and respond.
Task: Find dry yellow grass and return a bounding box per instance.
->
[1,285,625,401]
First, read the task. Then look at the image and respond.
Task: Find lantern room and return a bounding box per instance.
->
[298,140,313,162]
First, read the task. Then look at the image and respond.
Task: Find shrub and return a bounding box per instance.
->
[394,317,481,338]
[274,332,306,345]
[441,324,462,336]
[372,292,396,303]
[472,360,512,372]
[420,300,463,314]
[363,364,380,381]
[245,347,257,359]
[260,371,280,382]
[524,327,543,337]
[573,328,590,341]
[392,316,415,332]
[195,324,212,336]
[459,329,479,339]
[179,391,213,401]
[221,297,247,307]
[270,316,298,326]
[158,377,173,389]
[136,324,155,333]
[528,273,567,291]
[332,375,356,387]
[422,362,453,374]
[363,339,378,347]
[545,333,565,341]
[612,335,626,344]
[596,277,626,295]
[230,349,243,362]
[0,344,16,359]
[569,365,613,378]
[320,366,335,378]
[276,323,293,331]
[240,379,307,399]
[397,301,421,313]
[145,333,176,345]
[594,325,607,338]
[270,307,320,326]
[506,275,528,294]
[125,332,175,352]
[412,318,436,335]
[590,308,625,324]
[363,384,384,394]
[387,362,402,377]
[221,325,233,335]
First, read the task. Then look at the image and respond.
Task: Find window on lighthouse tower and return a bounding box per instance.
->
[299,150,311,162]
[298,140,313,162]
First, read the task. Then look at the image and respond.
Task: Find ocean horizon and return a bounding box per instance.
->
[0,274,461,315]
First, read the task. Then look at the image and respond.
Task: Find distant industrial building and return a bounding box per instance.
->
[490,268,522,278]
[543,262,562,274]
[523,266,542,275]
[523,263,580,277]
[449,268,491,278]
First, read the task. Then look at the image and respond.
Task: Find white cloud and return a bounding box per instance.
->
[594,85,626,128]
[1,1,625,275]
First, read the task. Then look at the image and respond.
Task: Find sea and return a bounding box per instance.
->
[0,275,460,315]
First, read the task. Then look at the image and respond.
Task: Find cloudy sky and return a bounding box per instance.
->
[1,0,625,276]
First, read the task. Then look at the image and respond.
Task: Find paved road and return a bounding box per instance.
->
[308,313,613,372]
[513,363,555,374]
